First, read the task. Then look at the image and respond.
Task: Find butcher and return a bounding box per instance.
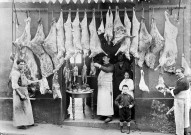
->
[10,59,38,129]
[94,54,114,123]
[166,67,190,135]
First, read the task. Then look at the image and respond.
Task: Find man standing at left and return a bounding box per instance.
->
[10,59,38,129]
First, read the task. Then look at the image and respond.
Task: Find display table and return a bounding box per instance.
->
[66,90,94,120]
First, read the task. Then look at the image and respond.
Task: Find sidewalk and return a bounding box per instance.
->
[0,121,173,135]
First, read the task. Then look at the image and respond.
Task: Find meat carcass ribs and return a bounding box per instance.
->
[104,7,113,45]
[115,8,132,60]
[130,8,140,58]
[145,18,164,69]
[113,6,126,45]
[72,9,82,57]
[80,10,90,58]
[155,11,178,73]
[137,19,152,67]
[56,10,65,59]
[89,10,107,58]
[31,23,54,77]
[64,10,75,60]
[14,17,31,48]
[182,55,191,76]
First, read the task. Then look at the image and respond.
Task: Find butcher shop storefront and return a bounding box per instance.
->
[0,0,191,133]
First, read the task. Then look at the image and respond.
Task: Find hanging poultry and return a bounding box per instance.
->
[89,9,107,58]
[155,73,167,96]
[113,6,126,46]
[139,69,149,92]
[130,8,140,58]
[56,10,65,59]
[72,9,82,57]
[90,61,96,76]
[81,62,87,84]
[155,11,178,73]
[80,9,90,58]
[64,9,75,60]
[115,8,132,60]
[104,6,113,45]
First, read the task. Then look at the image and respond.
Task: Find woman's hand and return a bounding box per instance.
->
[94,63,101,68]
[129,105,133,109]
[20,94,27,100]
[119,105,123,109]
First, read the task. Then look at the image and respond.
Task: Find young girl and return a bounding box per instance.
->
[115,85,134,134]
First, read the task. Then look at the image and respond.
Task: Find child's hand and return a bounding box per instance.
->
[129,105,133,108]
[119,105,123,109]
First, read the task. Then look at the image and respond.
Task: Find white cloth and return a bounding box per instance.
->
[172,89,190,135]
[119,79,134,98]
[97,70,114,116]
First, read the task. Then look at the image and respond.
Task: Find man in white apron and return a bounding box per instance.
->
[167,67,190,135]
[94,55,114,123]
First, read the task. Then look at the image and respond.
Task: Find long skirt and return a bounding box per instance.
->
[174,90,190,135]
[13,87,34,127]
[97,82,114,116]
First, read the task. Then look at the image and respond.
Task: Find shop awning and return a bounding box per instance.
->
[7,0,136,4]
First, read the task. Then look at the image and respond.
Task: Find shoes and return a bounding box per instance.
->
[99,116,106,120]
[120,126,125,133]
[104,117,112,123]
[17,126,27,129]
[31,123,38,126]
[126,126,130,134]
[65,113,70,119]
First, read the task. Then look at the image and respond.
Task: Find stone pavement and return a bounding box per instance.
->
[0,121,173,135]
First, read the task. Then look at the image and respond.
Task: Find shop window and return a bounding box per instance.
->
[70,53,82,64]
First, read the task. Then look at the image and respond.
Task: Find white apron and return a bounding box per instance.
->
[174,89,190,135]
[97,70,114,116]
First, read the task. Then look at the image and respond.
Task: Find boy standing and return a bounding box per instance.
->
[115,85,134,134]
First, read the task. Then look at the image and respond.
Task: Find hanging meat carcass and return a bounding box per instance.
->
[11,17,32,74]
[104,7,113,45]
[90,61,96,76]
[20,46,39,81]
[80,10,90,57]
[130,8,140,58]
[72,9,82,57]
[14,17,31,48]
[43,19,59,67]
[97,11,105,35]
[145,18,164,69]
[64,10,75,60]
[155,74,167,96]
[81,62,87,84]
[137,19,152,67]
[155,11,178,73]
[56,10,65,59]
[30,22,54,77]
[139,69,149,92]
[89,10,107,58]
[115,8,132,60]
[113,6,126,45]
[182,55,191,76]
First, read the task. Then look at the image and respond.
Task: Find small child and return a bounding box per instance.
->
[115,85,134,134]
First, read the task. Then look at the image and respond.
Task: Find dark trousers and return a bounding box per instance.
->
[119,107,131,122]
